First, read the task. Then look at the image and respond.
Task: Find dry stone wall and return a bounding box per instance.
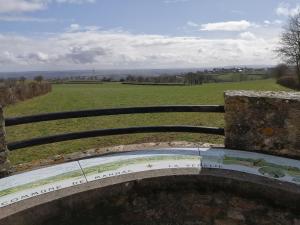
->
[225,91,300,158]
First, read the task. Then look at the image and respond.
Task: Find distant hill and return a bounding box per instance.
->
[0,66,273,79]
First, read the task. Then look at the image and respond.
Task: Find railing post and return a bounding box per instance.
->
[0,105,11,178]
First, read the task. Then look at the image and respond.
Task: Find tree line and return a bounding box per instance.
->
[122,70,273,85]
[0,75,44,88]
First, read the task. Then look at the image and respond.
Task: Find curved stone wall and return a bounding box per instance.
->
[0,148,299,225]
[0,172,299,225]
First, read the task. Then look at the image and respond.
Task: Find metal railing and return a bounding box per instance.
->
[6,105,225,151]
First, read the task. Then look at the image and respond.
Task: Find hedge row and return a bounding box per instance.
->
[122,82,186,86]
[0,82,52,106]
[276,76,300,90]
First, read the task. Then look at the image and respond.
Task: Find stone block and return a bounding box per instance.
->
[224,91,300,157]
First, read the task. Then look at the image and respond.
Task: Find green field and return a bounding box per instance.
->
[5,79,290,165]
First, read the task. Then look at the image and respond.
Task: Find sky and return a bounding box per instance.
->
[0,0,299,72]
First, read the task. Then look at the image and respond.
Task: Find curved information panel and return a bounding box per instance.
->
[0,148,299,208]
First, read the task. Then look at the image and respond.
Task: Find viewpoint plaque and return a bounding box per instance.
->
[79,149,201,182]
[0,148,299,209]
[0,161,86,208]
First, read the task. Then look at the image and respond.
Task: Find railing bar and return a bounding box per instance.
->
[7,126,225,151]
[5,105,225,127]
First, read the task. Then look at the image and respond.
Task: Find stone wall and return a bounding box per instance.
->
[225,91,300,158]
[0,106,10,178]
[66,186,299,225]
[1,174,299,225]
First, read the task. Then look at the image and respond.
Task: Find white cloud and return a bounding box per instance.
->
[239,32,256,40]
[0,0,45,13]
[0,15,56,22]
[68,23,81,32]
[200,20,252,31]
[262,19,282,27]
[276,3,300,17]
[0,28,279,71]
[274,20,283,25]
[187,21,198,27]
[0,0,95,13]
[66,24,100,32]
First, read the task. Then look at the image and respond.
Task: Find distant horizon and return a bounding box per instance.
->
[0,64,275,78]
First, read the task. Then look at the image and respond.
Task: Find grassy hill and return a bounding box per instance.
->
[5,79,290,165]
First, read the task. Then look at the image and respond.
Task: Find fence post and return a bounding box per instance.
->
[0,105,11,178]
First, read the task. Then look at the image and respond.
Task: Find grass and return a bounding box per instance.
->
[4,79,290,165]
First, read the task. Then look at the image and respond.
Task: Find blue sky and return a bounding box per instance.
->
[0,0,299,71]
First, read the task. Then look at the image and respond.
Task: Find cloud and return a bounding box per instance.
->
[66,24,100,32]
[274,20,283,25]
[0,0,95,13]
[62,46,108,64]
[187,21,198,27]
[68,23,81,32]
[0,0,45,13]
[276,3,300,17]
[17,52,49,63]
[0,28,279,71]
[239,32,256,40]
[263,19,282,27]
[0,15,57,22]
[200,20,252,31]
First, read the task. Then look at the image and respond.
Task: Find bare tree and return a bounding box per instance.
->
[19,76,26,83]
[276,11,300,83]
[34,75,44,83]
[272,64,289,80]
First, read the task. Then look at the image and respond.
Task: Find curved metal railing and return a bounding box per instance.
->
[6,105,225,150]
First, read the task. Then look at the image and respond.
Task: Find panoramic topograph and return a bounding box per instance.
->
[0,148,299,208]
[0,1,300,225]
